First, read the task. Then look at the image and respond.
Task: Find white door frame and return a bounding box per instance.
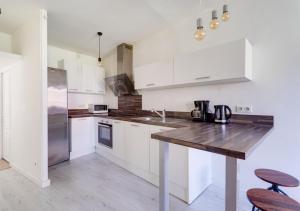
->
[1,69,11,162]
[0,72,2,159]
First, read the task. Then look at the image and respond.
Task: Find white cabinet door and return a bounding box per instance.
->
[174,50,211,85]
[65,59,82,92]
[94,66,105,94]
[70,117,95,159]
[124,122,149,171]
[112,120,125,159]
[174,39,252,85]
[149,126,188,188]
[81,64,95,93]
[134,61,173,89]
[81,64,105,94]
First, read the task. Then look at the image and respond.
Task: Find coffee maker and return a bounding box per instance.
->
[191,100,210,122]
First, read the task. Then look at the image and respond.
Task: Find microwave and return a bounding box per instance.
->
[88,104,108,114]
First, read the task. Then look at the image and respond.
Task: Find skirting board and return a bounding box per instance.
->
[10,162,51,188]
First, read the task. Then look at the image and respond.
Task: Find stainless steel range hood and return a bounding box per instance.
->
[105,43,138,96]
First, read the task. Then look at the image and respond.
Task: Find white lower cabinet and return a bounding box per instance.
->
[149,125,211,204]
[69,117,95,159]
[112,120,125,160]
[124,122,150,173]
[94,120,211,204]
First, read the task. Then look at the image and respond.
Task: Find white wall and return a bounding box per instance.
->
[103,0,300,200]
[48,45,104,109]
[7,9,49,187]
[0,32,12,53]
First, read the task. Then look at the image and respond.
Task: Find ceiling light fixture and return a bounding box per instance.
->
[210,10,219,29]
[194,1,231,41]
[222,4,230,21]
[194,18,205,41]
[97,32,103,66]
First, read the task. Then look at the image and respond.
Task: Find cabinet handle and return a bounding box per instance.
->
[78,118,87,121]
[146,83,155,87]
[114,121,121,124]
[69,88,78,91]
[195,76,210,80]
[85,89,93,92]
[131,124,140,127]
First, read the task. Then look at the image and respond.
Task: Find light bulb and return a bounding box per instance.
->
[210,10,219,29]
[222,4,230,21]
[194,28,205,41]
[194,18,205,41]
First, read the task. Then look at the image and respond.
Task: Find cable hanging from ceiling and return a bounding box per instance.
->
[97,32,103,66]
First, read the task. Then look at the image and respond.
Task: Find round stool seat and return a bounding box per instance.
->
[247,188,300,211]
[255,169,299,187]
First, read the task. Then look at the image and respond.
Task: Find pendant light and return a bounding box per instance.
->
[97,32,103,66]
[194,18,205,41]
[222,4,230,21]
[194,0,205,41]
[210,10,219,29]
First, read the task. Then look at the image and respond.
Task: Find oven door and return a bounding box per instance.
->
[97,122,113,148]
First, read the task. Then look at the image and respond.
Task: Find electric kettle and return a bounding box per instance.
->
[214,105,232,124]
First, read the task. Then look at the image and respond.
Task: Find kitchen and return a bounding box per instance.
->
[0,0,300,211]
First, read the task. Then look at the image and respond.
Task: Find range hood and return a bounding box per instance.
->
[105,43,138,96]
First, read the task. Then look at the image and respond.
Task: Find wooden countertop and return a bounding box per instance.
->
[151,122,273,160]
[69,110,273,160]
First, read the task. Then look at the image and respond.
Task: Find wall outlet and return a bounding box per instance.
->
[236,105,253,113]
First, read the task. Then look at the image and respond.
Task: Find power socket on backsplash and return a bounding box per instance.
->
[236,105,253,113]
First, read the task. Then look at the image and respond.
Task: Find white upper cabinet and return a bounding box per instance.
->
[94,66,106,94]
[82,64,106,94]
[174,39,252,85]
[82,63,95,93]
[133,39,252,90]
[134,61,173,89]
[64,58,82,92]
[48,46,105,94]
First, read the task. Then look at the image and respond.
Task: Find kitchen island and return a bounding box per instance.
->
[151,118,273,211]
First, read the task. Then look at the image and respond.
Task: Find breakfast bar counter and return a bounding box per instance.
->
[151,119,274,211]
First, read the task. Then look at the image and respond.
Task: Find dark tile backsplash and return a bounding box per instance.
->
[118,95,142,111]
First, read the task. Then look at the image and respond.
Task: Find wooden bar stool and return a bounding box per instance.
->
[247,188,300,211]
[255,169,299,196]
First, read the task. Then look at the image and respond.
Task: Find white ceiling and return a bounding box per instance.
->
[0,0,217,56]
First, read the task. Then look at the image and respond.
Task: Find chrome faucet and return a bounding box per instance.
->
[151,109,166,122]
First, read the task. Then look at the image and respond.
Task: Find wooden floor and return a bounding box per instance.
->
[0,153,251,211]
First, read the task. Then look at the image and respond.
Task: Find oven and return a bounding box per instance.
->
[97,119,113,148]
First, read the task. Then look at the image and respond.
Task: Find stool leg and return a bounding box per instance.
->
[277,188,288,196]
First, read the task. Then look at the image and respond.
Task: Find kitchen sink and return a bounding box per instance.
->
[132,116,182,123]
[133,116,154,121]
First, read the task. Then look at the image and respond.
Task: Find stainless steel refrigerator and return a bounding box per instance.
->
[48,67,69,166]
